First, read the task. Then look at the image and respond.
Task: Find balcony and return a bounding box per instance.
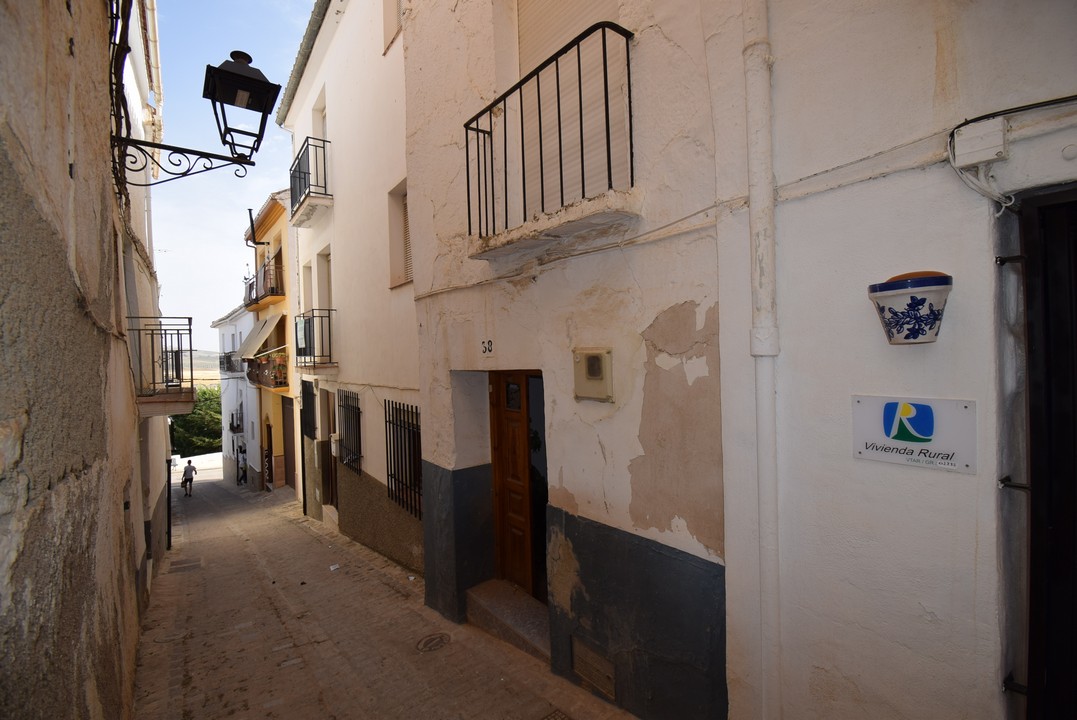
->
[289,136,332,228]
[219,350,244,375]
[244,261,285,311]
[228,409,244,434]
[246,349,289,390]
[295,308,336,368]
[127,316,195,417]
[464,22,638,260]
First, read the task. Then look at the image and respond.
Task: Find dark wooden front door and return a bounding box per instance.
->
[1022,192,1077,717]
[490,371,547,600]
[282,397,296,488]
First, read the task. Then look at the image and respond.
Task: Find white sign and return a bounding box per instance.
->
[852,395,976,474]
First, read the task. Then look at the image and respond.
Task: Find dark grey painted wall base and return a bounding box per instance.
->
[420,460,727,720]
[422,461,494,622]
[547,507,728,720]
[336,463,424,573]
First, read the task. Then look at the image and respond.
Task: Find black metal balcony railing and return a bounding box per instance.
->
[228,410,244,434]
[295,308,335,367]
[289,136,331,216]
[244,262,284,306]
[246,349,289,389]
[219,350,244,374]
[465,22,634,238]
[127,316,193,396]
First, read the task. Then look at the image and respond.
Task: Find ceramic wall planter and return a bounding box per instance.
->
[868,271,953,345]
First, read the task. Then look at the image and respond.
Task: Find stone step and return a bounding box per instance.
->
[466,579,551,662]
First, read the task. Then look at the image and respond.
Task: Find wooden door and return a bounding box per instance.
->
[491,371,534,593]
[282,397,296,488]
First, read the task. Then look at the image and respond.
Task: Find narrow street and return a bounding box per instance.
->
[133,455,632,720]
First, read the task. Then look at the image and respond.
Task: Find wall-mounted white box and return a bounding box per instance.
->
[573,347,613,402]
[953,117,1008,168]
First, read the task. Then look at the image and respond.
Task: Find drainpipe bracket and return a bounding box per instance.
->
[750,327,780,357]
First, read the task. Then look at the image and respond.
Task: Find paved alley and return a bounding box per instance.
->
[132,455,633,720]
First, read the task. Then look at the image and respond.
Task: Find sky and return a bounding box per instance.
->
[151,0,314,350]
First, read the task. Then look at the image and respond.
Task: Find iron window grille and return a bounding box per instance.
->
[126,316,194,396]
[289,136,331,216]
[465,22,634,237]
[385,400,422,519]
[295,309,335,367]
[337,390,362,472]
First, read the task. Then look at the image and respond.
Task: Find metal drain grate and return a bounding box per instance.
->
[168,559,202,573]
[540,711,573,720]
[571,635,615,700]
[415,632,451,653]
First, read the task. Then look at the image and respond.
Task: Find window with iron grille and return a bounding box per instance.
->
[337,389,362,472]
[384,399,422,519]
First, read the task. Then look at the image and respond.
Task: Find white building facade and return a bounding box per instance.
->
[278,0,423,571]
[212,305,257,485]
[401,1,1077,718]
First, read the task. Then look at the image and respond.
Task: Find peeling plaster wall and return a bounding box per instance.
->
[405,0,723,561]
[0,2,145,718]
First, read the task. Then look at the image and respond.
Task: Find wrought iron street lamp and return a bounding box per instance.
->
[203,51,282,161]
[111,50,281,187]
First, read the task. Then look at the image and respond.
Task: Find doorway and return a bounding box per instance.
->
[489,371,548,602]
[282,397,296,489]
[1021,191,1077,717]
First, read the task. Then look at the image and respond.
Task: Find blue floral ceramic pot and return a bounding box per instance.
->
[868,271,952,345]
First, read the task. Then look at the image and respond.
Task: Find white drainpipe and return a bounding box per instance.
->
[743,0,782,717]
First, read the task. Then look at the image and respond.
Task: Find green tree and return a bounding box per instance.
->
[171,385,222,457]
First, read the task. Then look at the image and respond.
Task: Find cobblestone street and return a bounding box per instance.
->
[133,456,633,720]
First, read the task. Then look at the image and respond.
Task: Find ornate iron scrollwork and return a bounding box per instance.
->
[113,137,254,187]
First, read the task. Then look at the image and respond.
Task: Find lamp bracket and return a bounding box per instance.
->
[112,136,255,187]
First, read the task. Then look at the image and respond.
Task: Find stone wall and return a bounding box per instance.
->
[0,2,144,717]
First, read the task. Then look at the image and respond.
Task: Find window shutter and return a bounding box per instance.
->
[402,195,412,282]
[517,0,617,75]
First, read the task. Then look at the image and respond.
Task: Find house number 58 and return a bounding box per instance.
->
[481,340,494,355]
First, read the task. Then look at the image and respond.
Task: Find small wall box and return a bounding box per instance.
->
[573,348,613,402]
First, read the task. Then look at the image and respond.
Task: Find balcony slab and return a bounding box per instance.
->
[468,189,641,261]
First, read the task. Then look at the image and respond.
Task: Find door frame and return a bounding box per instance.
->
[1020,189,1077,717]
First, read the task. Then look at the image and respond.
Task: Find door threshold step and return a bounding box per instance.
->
[466,579,550,662]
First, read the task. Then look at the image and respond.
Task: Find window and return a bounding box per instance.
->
[337,389,362,472]
[385,400,422,518]
[388,179,412,287]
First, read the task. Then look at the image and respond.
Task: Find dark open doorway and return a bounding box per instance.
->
[1021,191,1077,717]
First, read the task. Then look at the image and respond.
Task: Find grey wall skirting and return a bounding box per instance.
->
[547,507,727,720]
[422,461,494,622]
[337,462,424,573]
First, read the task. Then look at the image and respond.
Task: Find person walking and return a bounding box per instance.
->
[180,460,197,496]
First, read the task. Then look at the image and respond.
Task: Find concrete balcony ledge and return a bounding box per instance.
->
[468,189,641,261]
[291,193,332,228]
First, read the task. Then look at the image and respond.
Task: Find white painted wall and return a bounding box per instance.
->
[281,0,419,484]
[212,307,255,484]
